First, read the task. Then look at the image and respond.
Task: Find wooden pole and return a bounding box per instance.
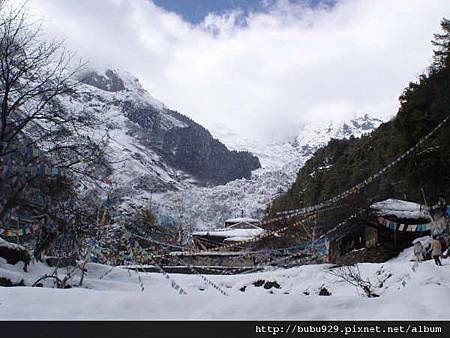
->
[393,228,397,249]
[421,187,437,234]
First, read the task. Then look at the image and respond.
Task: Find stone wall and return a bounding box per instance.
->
[332,245,396,266]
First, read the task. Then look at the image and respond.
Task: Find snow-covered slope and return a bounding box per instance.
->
[54,68,381,227]
[1,237,449,320]
[56,68,260,209]
[64,69,191,195]
[154,115,383,228]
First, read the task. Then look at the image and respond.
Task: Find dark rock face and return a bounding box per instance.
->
[80,69,125,92]
[124,103,261,186]
[162,121,260,185]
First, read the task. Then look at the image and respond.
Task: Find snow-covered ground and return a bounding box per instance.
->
[1,237,449,320]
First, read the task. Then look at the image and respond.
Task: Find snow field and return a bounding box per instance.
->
[1,240,449,320]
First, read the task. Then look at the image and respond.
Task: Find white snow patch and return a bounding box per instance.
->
[225,217,260,224]
[0,238,27,251]
[371,199,430,219]
[192,228,265,239]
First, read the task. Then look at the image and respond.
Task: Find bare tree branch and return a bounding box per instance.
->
[328,265,380,298]
[0,2,110,260]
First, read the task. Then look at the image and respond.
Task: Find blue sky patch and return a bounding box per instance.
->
[152,0,334,24]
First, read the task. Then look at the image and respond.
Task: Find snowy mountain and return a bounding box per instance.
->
[154,115,383,228]
[54,68,382,227]
[56,68,260,205]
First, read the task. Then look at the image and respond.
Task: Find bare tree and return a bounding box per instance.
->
[0,2,106,224]
[328,265,380,298]
[171,195,196,246]
[0,2,111,263]
[32,266,80,288]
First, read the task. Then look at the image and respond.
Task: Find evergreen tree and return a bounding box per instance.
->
[270,18,450,218]
[431,18,450,71]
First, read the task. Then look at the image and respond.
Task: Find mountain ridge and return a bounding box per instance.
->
[269,63,450,216]
[61,68,261,198]
[154,114,383,228]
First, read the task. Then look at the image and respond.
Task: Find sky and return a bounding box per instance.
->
[26,0,449,143]
[152,0,332,24]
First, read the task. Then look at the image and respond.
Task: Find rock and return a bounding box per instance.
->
[239,286,246,292]
[333,246,396,265]
[263,281,281,289]
[132,106,261,186]
[0,238,31,271]
[80,69,125,92]
[0,277,25,287]
[318,286,332,296]
[253,279,265,287]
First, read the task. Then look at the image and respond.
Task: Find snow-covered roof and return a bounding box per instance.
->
[169,251,249,256]
[192,227,265,241]
[370,199,430,219]
[223,236,256,242]
[0,237,27,251]
[225,217,260,224]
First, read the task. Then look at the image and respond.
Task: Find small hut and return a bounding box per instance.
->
[160,219,266,272]
[326,199,442,264]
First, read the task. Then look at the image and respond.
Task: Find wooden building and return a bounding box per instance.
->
[326,199,441,265]
[192,219,264,250]
[159,218,266,272]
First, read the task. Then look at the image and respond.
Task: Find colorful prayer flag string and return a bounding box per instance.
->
[376,216,431,232]
[275,115,449,218]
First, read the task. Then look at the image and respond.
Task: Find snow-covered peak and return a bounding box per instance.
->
[156,114,384,229]
[78,68,166,109]
[212,114,383,173]
[57,66,261,218]
[294,114,384,149]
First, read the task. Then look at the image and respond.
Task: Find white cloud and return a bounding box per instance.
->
[27,0,449,143]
